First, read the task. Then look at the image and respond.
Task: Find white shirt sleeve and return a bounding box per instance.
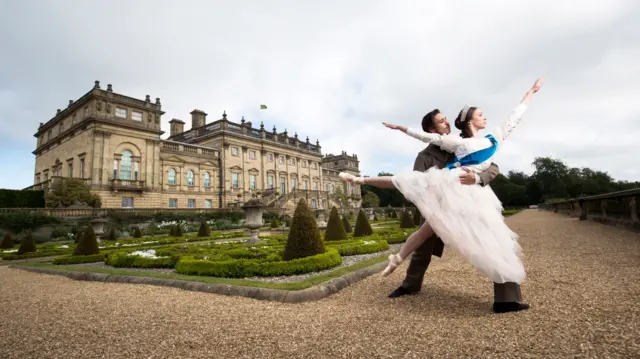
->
[406,128,464,153]
[493,103,528,143]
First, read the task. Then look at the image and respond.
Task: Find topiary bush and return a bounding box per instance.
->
[324,207,347,241]
[283,199,326,261]
[17,230,37,255]
[342,215,352,233]
[270,217,281,229]
[197,221,211,237]
[0,232,13,249]
[132,226,142,238]
[73,226,99,256]
[105,227,118,241]
[412,208,422,226]
[400,210,415,228]
[174,224,183,237]
[353,210,374,237]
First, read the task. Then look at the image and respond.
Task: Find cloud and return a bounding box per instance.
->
[0,0,638,190]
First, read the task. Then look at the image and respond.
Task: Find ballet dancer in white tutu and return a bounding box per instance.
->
[339,76,544,284]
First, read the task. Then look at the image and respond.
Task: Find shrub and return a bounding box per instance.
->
[52,253,105,265]
[413,208,422,226]
[0,189,46,208]
[197,221,211,237]
[327,239,389,256]
[105,227,118,241]
[45,178,101,208]
[131,226,142,238]
[174,224,183,237]
[342,215,352,233]
[17,230,37,255]
[0,212,59,234]
[283,199,326,261]
[353,210,374,237]
[400,210,415,228]
[0,232,13,249]
[270,217,281,229]
[73,226,100,256]
[324,207,347,241]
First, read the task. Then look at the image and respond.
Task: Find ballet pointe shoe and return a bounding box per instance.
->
[338,172,356,183]
[381,254,403,277]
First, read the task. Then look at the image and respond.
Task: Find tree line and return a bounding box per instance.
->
[360,156,640,208]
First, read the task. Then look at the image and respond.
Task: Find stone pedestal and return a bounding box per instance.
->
[315,210,327,229]
[90,218,108,243]
[242,199,267,244]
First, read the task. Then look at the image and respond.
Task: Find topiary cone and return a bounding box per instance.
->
[412,208,422,226]
[197,221,211,237]
[73,226,100,256]
[283,198,326,261]
[174,223,183,237]
[400,210,415,228]
[132,226,142,238]
[17,230,37,255]
[353,210,374,237]
[341,215,352,233]
[0,232,14,249]
[106,227,118,241]
[324,207,347,241]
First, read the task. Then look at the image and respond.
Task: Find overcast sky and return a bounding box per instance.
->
[1,1,638,189]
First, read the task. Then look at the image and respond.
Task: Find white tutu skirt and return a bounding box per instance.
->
[392,167,525,284]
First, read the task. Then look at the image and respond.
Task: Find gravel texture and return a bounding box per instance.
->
[1,210,639,359]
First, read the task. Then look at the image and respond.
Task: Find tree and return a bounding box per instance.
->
[45,178,101,208]
[132,226,142,238]
[0,232,14,249]
[197,221,211,237]
[342,214,353,233]
[17,230,37,255]
[324,207,347,241]
[105,227,118,240]
[270,217,281,228]
[283,199,326,260]
[73,226,100,256]
[400,210,415,228]
[361,191,380,208]
[353,210,374,237]
[361,172,411,207]
[333,186,348,208]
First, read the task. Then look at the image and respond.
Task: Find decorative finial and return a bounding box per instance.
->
[306,136,309,143]
[241,116,245,124]
[222,111,227,119]
[94,80,100,89]
[294,132,298,139]
[260,121,264,129]
[56,109,61,115]
[272,125,276,133]
[284,129,288,136]
[155,97,161,105]
[145,95,151,102]
[107,84,113,92]
[316,139,320,146]
[68,100,73,107]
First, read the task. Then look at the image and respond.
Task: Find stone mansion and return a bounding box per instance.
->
[28,81,362,212]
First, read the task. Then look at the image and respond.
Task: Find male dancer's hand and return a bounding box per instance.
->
[459,167,477,185]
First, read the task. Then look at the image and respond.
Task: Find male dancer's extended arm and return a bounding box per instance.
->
[477,163,499,186]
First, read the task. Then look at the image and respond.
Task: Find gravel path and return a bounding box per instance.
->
[1,210,639,359]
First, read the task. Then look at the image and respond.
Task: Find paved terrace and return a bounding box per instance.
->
[1,210,638,359]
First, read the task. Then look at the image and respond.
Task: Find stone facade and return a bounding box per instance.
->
[29,81,362,211]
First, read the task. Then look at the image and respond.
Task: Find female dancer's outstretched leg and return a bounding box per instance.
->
[339,172,437,276]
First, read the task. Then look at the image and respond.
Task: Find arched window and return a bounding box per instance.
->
[168,168,176,185]
[119,151,133,180]
[186,170,195,186]
[203,172,210,187]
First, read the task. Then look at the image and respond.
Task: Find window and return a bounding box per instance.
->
[121,197,134,208]
[36,175,40,183]
[312,163,317,169]
[67,163,73,178]
[115,107,128,118]
[47,130,52,141]
[303,160,308,167]
[291,177,297,190]
[325,183,329,191]
[205,199,212,208]
[278,156,284,164]
[169,199,177,208]
[186,170,194,186]
[113,159,118,179]
[132,111,143,121]
[231,147,239,156]
[250,175,257,189]
[249,150,256,160]
[331,184,335,193]
[303,180,308,190]
[44,173,49,181]
[119,150,133,180]
[267,153,273,161]
[311,199,317,208]
[280,177,286,194]
[289,158,295,166]
[314,182,318,190]
[79,158,85,179]
[168,168,176,185]
[232,173,239,188]
[84,107,89,117]
[188,199,195,208]
[203,172,211,187]
[267,175,274,189]
[134,161,139,180]
[59,123,64,134]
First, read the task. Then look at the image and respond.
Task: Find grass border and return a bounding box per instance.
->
[10,254,389,303]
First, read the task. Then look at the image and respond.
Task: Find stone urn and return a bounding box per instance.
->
[315,209,327,230]
[241,199,267,244]
[90,218,108,243]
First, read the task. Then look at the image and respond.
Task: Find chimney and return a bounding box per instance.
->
[169,118,185,137]
[190,109,207,129]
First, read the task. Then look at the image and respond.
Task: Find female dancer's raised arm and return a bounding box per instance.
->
[381,122,464,153]
[494,76,544,143]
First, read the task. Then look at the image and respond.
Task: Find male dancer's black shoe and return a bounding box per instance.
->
[492,302,530,313]
[388,286,417,298]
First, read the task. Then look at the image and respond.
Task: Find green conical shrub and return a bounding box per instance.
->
[73,226,100,256]
[412,208,422,226]
[353,210,374,237]
[373,212,379,221]
[342,215,353,233]
[174,224,183,237]
[1,232,14,249]
[168,225,176,237]
[400,210,415,228]
[132,226,142,238]
[106,227,118,241]
[197,221,211,237]
[17,230,37,255]
[324,207,347,241]
[283,199,326,261]
[270,217,281,229]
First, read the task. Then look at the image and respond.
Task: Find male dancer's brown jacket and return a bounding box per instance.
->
[401,144,522,303]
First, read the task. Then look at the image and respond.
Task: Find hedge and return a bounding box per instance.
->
[175,248,342,278]
[0,189,45,208]
[52,253,105,265]
[328,239,389,256]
